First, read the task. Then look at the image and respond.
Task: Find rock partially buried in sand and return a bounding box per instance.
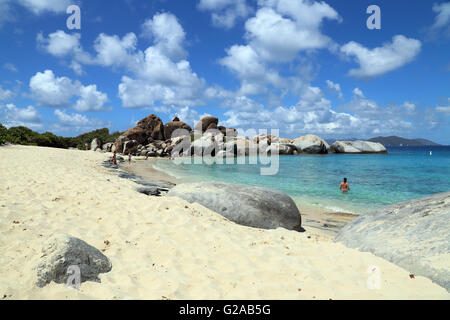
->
[167,182,302,231]
[35,234,112,288]
[335,192,450,291]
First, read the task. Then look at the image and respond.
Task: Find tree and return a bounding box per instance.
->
[0,124,7,145]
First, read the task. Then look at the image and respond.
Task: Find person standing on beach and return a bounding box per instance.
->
[128,153,132,163]
[111,151,117,165]
[340,178,350,193]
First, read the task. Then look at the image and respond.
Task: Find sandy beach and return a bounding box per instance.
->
[0,145,448,300]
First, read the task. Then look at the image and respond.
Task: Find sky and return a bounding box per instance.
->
[0,0,449,144]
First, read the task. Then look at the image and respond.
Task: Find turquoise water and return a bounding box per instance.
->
[153,146,450,214]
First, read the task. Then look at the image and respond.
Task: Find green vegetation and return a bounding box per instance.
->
[0,124,122,150]
[0,124,7,145]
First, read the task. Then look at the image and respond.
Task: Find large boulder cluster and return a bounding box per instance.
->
[88,113,387,157]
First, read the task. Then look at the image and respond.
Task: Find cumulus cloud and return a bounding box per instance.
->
[341,35,422,78]
[38,13,207,109]
[37,30,81,57]
[0,85,15,101]
[29,70,109,111]
[52,109,111,133]
[219,0,340,98]
[0,103,42,129]
[245,1,340,62]
[3,63,18,73]
[141,12,187,60]
[326,80,343,99]
[198,0,253,29]
[219,44,284,95]
[219,84,425,139]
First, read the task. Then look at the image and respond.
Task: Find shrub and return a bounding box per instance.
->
[0,124,7,145]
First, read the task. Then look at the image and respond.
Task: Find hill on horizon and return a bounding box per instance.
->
[368,136,441,147]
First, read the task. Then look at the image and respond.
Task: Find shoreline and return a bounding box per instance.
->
[1,145,448,299]
[120,156,359,235]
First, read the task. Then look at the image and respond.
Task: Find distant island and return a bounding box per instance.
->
[326,136,441,147]
[368,136,441,147]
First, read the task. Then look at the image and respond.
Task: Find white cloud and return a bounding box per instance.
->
[117,46,205,108]
[3,63,18,73]
[0,0,14,28]
[0,85,15,101]
[245,1,340,62]
[141,12,187,60]
[53,109,110,132]
[29,70,109,111]
[326,80,343,99]
[75,85,109,112]
[352,87,364,98]
[93,32,138,68]
[401,102,416,113]
[17,0,72,14]
[436,98,450,115]
[219,0,340,98]
[0,103,42,129]
[432,2,450,29]
[219,85,423,139]
[38,13,206,109]
[341,35,422,78]
[29,70,79,108]
[219,44,284,95]
[198,0,253,29]
[37,30,81,57]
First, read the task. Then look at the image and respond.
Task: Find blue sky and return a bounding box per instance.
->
[0,0,449,144]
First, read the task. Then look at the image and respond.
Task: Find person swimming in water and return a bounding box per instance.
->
[340,178,350,193]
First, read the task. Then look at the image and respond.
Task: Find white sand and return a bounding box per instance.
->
[0,145,448,300]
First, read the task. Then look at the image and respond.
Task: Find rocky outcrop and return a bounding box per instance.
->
[35,234,112,288]
[329,141,387,154]
[279,138,294,144]
[167,182,302,231]
[114,114,165,153]
[102,142,114,153]
[137,114,165,141]
[164,119,192,140]
[123,140,138,155]
[191,132,225,157]
[293,134,329,154]
[195,116,219,133]
[253,134,279,146]
[335,192,450,291]
[90,138,102,151]
[266,143,295,155]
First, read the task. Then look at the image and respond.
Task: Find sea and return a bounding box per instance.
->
[152,146,450,214]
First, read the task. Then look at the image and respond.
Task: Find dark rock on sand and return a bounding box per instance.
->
[335,192,450,291]
[167,182,302,231]
[35,234,112,288]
